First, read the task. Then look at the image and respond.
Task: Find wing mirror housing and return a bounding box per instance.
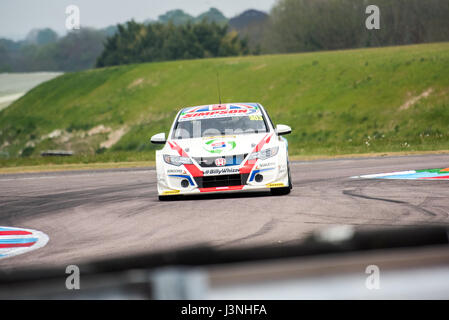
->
[275,124,292,136]
[151,133,166,144]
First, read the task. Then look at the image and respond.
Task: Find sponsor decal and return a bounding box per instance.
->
[162,190,181,195]
[352,168,449,180]
[179,104,260,122]
[205,135,237,139]
[203,139,236,154]
[279,165,287,174]
[215,158,227,167]
[204,168,240,176]
[0,226,49,259]
[258,162,276,168]
[212,141,226,149]
[167,169,185,174]
[266,183,285,188]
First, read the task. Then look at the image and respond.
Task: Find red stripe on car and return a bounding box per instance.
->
[199,185,244,193]
[239,133,273,174]
[169,141,204,177]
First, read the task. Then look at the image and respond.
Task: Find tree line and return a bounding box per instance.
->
[0,28,109,72]
[96,21,249,67]
[263,0,449,53]
[1,0,448,72]
[96,0,449,67]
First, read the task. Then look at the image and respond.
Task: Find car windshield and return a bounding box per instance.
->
[172,115,268,139]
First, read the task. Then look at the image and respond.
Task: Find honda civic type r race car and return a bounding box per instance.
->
[151,103,292,200]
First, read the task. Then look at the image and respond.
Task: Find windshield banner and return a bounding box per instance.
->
[179,104,261,122]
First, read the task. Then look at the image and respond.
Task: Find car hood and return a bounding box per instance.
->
[171,133,271,158]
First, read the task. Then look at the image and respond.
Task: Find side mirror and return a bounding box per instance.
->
[275,124,292,136]
[151,133,166,144]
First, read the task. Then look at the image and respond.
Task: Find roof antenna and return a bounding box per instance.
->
[216,71,222,105]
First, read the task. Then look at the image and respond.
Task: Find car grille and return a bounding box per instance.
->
[194,174,250,189]
[193,154,248,168]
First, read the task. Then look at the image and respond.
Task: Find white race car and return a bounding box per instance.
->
[151,103,292,200]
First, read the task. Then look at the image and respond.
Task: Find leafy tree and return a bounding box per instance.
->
[0,28,107,72]
[0,44,12,72]
[25,28,58,45]
[96,21,249,67]
[158,9,194,25]
[195,8,228,25]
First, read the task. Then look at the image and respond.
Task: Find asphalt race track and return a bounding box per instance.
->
[1,154,448,269]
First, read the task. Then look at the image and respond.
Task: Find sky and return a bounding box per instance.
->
[0,0,278,40]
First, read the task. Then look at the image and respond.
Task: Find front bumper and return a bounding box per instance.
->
[157,158,289,197]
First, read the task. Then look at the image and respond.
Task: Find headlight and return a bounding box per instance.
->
[163,154,193,166]
[248,146,279,161]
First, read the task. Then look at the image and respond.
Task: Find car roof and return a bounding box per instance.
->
[181,102,261,113]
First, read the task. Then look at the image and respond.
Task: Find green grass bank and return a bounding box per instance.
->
[1,42,448,167]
